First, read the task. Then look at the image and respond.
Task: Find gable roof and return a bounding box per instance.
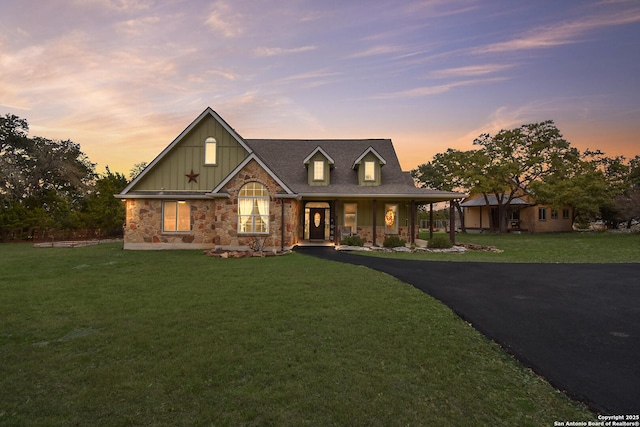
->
[352,146,387,169]
[120,107,252,195]
[303,146,335,165]
[460,195,530,207]
[210,153,294,195]
[118,108,463,201]
[246,138,461,199]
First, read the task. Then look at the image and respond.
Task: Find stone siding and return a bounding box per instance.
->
[123,159,301,250]
[356,226,413,246]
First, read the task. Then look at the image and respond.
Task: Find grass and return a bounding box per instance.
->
[366,231,640,263]
[0,243,594,426]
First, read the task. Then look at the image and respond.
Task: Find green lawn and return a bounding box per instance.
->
[1,243,594,426]
[392,231,640,263]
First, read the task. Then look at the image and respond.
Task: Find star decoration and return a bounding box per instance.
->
[185,169,199,183]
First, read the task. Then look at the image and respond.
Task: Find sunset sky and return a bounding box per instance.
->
[1,0,639,176]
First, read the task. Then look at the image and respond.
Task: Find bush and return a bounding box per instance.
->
[383,235,406,248]
[340,235,364,246]
[428,235,453,249]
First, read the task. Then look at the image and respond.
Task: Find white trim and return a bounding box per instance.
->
[115,192,229,199]
[120,107,252,195]
[303,146,335,165]
[297,192,464,200]
[210,153,294,195]
[352,146,387,169]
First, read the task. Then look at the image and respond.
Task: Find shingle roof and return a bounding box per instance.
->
[460,195,530,207]
[246,139,461,199]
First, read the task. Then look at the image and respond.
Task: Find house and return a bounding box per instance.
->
[460,193,573,233]
[116,107,463,250]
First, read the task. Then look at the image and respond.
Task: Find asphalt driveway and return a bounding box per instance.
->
[294,247,640,415]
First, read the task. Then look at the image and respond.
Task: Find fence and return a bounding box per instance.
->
[419,219,461,231]
[1,228,123,242]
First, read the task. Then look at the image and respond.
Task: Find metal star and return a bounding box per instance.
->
[186,169,199,183]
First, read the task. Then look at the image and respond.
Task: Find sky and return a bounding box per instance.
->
[1,0,639,176]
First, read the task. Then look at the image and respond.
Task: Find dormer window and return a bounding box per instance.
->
[364,161,375,181]
[304,146,334,186]
[353,146,386,186]
[313,160,325,181]
[204,137,217,165]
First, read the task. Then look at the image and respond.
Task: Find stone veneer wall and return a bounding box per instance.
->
[123,159,301,250]
[124,199,218,249]
[355,226,413,246]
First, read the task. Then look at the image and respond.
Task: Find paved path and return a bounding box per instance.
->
[294,247,640,415]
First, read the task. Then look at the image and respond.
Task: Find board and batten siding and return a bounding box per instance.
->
[132,114,249,191]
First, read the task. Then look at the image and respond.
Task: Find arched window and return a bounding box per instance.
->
[204,137,217,165]
[238,182,269,233]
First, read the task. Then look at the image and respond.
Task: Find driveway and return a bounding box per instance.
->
[294,247,640,415]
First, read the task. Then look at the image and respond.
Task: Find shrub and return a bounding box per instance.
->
[428,235,453,249]
[383,235,406,248]
[340,235,364,246]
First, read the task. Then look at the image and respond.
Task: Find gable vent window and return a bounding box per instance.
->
[364,161,375,181]
[313,160,324,181]
[205,137,217,165]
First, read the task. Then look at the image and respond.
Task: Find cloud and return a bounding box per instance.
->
[372,77,506,99]
[271,69,342,89]
[428,64,515,79]
[348,44,408,59]
[402,0,480,19]
[456,98,580,144]
[205,1,244,38]
[474,5,640,54]
[115,16,161,35]
[75,0,154,12]
[254,45,317,57]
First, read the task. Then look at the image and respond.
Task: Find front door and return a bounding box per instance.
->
[309,208,325,240]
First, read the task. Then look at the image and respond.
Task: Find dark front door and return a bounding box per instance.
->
[309,208,325,240]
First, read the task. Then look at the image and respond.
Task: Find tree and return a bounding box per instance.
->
[415,120,640,232]
[470,121,581,232]
[129,162,148,181]
[81,166,128,236]
[0,114,96,238]
[536,151,640,228]
[609,155,640,228]
[412,149,488,233]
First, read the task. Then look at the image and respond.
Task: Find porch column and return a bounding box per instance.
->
[372,199,377,246]
[331,200,337,243]
[410,200,416,244]
[449,201,456,245]
[429,203,434,240]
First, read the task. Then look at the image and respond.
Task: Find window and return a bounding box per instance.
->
[238,182,269,233]
[163,201,191,232]
[344,203,357,232]
[364,161,375,181]
[205,137,217,165]
[563,208,570,219]
[551,209,559,219]
[538,208,547,221]
[313,160,324,181]
[384,204,399,234]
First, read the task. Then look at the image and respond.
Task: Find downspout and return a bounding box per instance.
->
[281,199,285,252]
